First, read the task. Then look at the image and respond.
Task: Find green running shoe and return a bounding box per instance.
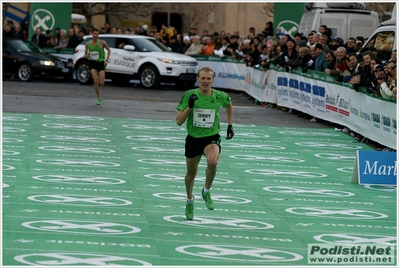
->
[185,197,194,220]
[96,98,102,105]
[201,188,215,210]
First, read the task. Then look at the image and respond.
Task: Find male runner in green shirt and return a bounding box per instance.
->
[176,66,234,220]
[84,29,111,105]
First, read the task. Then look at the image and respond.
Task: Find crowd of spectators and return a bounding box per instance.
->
[4,19,85,50]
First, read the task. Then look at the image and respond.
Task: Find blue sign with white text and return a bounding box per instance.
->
[357,150,397,185]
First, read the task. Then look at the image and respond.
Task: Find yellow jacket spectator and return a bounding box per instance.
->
[160,22,174,39]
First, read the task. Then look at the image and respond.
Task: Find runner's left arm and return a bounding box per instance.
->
[225,101,233,125]
[102,40,111,62]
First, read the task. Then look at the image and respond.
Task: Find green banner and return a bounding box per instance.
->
[29,2,72,40]
[274,2,306,37]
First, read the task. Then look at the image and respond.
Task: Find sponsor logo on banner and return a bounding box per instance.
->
[286,207,388,219]
[325,93,339,112]
[230,155,304,162]
[14,253,152,266]
[22,220,141,234]
[3,116,29,121]
[3,127,26,133]
[359,108,371,121]
[28,194,132,206]
[352,150,397,185]
[122,124,183,131]
[41,123,108,131]
[175,244,303,262]
[36,159,121,167]
[38,146,116,154]
[313,233,396,246]
[263,186,355,197]
[295,142,362,150]
[43,115,104,121]
[3,138,24,143]
[3,150,21,156]
[382,114,392,133]
[164,215,274,230]
[371,111,381,129]
[33,175,125,185]
[363,185,396,192]
[314,153,355,161]
[245,169,328,178]
[218,72,228,78]
[144,174,233,184]
[338,97,350,117]
[154,192,252,204]
[40,135,111,143]
[279,130,339,137]
[350,104,359,116]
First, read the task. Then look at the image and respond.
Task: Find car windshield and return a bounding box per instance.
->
[8,39,44,53]
[133,38,170,52]
[84,36,170,52]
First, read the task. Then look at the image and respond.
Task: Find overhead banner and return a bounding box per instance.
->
[274,2,306,37]
[29,2,72,39]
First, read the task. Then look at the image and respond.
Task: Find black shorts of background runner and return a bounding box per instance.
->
[89,60,105,72]
[185,134,221,158]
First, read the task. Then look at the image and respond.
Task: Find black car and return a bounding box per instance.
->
[3,38,73,82]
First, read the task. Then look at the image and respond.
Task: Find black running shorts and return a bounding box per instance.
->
[185,134,221,158]
[89,60,105,72]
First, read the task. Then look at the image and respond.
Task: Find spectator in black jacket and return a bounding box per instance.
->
[223,35,239,57]
[31,27,47,48]
[13,24,24,39]
[262,21,274,38]
[67,28,80,49]
[3,24,15,37]
[279,36,298,72]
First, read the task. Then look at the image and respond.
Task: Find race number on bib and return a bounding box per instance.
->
[193,108,215,128]
[90,51,100,60]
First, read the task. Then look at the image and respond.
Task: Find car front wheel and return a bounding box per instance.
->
[75,61,92,85]
[139,65,160,89]
[18,63,34,82]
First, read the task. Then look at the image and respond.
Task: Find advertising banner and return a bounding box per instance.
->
[195,58,396,149]
[29,2,72,39]
[352,150,397,185]
[274,2,306,37]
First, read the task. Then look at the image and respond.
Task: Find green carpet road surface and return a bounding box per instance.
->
[2,112,397,266]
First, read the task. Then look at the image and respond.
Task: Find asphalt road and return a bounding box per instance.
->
[3,78,331,128]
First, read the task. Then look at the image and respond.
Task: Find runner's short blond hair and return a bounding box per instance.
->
[197,66,215,77]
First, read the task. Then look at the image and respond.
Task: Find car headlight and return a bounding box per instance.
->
[159,58,179,64]
[39,60,55,66]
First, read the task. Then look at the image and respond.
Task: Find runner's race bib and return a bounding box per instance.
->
[193,108,215,128]
[90,51,100,60]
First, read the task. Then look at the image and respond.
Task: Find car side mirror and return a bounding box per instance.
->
[124,45,135,51]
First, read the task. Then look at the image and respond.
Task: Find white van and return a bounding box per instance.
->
[298,2,380,41]
[360,4,396,62]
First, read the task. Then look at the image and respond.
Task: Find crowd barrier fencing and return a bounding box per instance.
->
[194,55,396,149]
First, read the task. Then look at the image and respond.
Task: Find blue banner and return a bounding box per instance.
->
[357,150,397,185]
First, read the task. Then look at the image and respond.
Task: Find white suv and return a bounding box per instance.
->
[73,34,199,88]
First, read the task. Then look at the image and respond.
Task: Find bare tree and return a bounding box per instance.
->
[171,3,219,28]
[74,3,155,25]
[260,3,274,18]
